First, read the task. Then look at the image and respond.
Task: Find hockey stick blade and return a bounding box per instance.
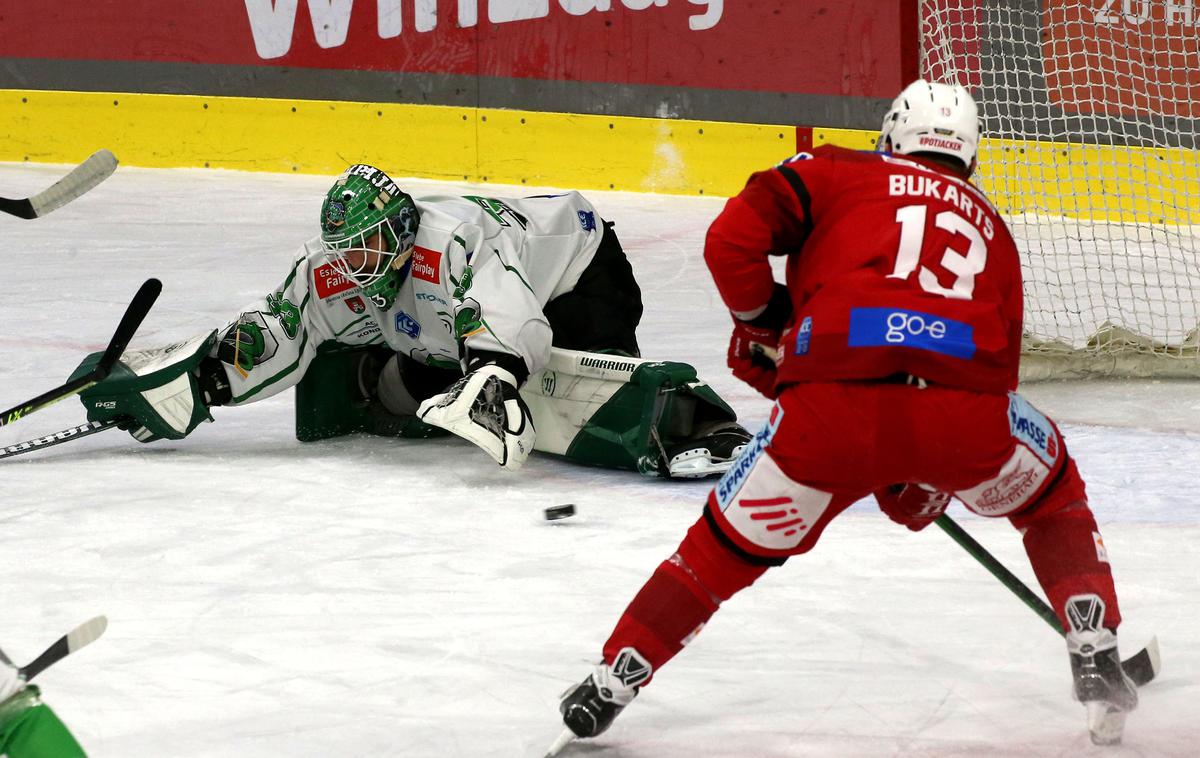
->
[0,149,119,220]
[935,516,1160,686]
[1121,636,1160,688]
[543,727,576,758]
[19,615,107,682]
[0,278,161,428]
[0,419,123,461]
[96,277,162,374]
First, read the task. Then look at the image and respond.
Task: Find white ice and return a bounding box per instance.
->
[1,162,1197,757]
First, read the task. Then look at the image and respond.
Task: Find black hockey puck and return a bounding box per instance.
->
[544,504,576,521]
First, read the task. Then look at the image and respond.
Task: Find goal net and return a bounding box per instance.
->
[920,0,1200,379]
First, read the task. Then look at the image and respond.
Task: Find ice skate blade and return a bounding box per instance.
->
[667,444,746,478]
[543,726,575,757]
[1086,701,1126,746]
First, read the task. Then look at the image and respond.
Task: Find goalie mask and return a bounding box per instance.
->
[879,79,980,176]
[320,165,420,310]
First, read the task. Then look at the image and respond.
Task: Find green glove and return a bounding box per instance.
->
[75,331,221,443]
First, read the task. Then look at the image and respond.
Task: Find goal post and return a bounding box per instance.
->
[919,0,1200,379]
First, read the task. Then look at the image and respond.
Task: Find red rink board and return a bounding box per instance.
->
[0,1,910,98]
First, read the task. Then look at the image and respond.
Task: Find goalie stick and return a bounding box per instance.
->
[0,149,119,220]
[936,515,1160,687]
[0,616,108,683]
[0,419,123,461]
[0,278,161,428]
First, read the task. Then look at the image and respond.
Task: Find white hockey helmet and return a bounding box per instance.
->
[879,79,980,175]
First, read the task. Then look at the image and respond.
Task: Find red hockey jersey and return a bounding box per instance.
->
[705,145,1024,395]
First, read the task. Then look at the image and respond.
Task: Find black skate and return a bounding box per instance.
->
[1066,595,1138,745]
[559,648,651,738]
[664,420,752,479]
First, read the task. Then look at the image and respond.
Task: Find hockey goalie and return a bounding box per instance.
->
[68,164,750,478]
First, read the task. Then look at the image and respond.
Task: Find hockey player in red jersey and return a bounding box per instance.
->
[552,80,1139,748]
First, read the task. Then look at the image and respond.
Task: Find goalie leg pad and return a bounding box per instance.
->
[522,349,748,478]
[417,365,536,469]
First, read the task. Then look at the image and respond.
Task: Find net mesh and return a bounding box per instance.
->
[920,0,1200,378]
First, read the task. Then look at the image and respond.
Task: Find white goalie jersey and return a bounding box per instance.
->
[215,191,606,405]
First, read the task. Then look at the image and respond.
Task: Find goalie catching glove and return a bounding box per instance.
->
[417,358,535,469]
[74,331,231,442]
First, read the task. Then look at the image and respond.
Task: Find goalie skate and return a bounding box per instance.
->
[665,420,751,478]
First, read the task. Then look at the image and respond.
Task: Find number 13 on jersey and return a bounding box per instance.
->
[888,204,988,300]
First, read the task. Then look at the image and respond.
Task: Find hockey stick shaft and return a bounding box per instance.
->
[0,150,119,219]
[935,514,1159,686]
[0,419,123,461]
[934,514,1062,633]
[0,278,161,428]
[19,616,108,682]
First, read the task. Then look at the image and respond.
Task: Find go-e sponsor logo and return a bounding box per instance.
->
[848,307,975,360]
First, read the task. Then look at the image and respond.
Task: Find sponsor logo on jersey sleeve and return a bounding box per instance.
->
[313,263,356,299]
[577,210,596,231]
[847,307,976,360]
[1007,392,1059,466]
[412,246,441,284]
[794,316,813,355]
[394,311,421,339]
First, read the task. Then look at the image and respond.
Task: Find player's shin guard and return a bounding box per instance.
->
[561,517,768,739]
[1013,456,1121,632]
[1018,500,1121,632]
[601,516,769,676]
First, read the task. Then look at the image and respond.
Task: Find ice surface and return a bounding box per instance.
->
[1,163,1197,756]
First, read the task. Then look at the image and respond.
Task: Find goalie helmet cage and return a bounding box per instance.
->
[918,0,1200,379]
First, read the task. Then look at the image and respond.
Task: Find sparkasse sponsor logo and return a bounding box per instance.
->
[716,402,783,508]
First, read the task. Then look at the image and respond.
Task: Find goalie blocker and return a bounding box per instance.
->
[295,346,749,478]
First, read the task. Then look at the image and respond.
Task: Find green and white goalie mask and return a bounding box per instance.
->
[319,164,420,310]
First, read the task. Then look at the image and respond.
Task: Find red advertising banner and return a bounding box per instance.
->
[0,1,910,98]
[1043,0,1200,118]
